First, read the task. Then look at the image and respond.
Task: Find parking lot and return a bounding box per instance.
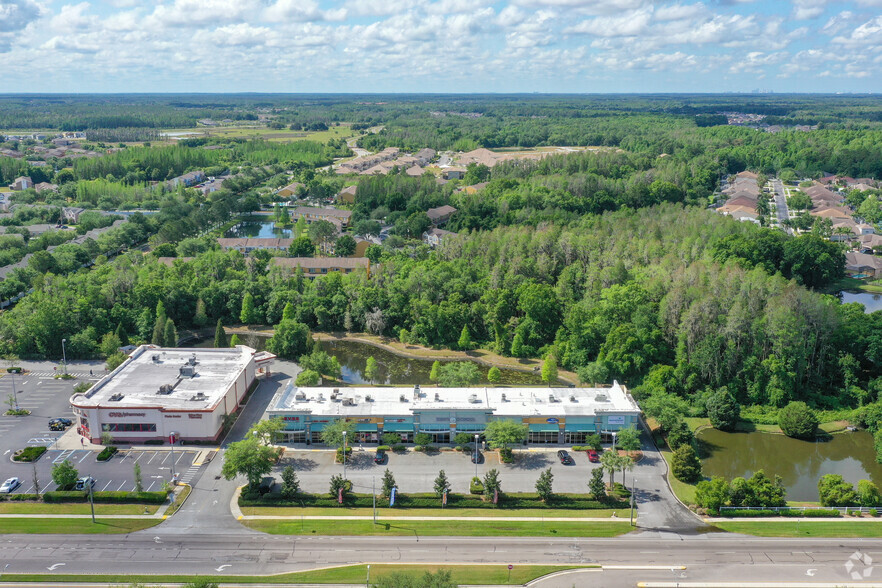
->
[0,448,199,494]
[273,447,622,495]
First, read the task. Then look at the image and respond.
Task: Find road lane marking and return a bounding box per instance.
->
[46,563,65,570]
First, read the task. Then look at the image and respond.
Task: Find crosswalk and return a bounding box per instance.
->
[177,462,203,485]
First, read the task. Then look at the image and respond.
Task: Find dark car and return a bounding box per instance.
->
[374,449,386,464]
[56,417,72,426]
[587,450,600,463]
[49,421,65,431]
[557,450,573,465]
[471,451,484,464]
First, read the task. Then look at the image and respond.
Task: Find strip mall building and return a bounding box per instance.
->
[266,382,641,445]
[71,345,274,444]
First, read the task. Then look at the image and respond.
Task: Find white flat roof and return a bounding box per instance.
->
[268,381,639,418]
[72,345,255,411]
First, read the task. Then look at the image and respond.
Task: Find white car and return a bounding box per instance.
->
[0,477,20,493]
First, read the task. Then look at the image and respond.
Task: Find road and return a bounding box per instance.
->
[773,179,792,234]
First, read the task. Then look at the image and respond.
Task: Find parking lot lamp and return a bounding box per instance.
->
[61,339,67,376]
[630,477,637,527]
[88,477,95,523]
[170,431,178,482]
[10,369,18,410]
[474,434,479,478]
[342,431,347,480]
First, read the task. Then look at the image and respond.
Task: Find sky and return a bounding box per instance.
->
[0,0,881,93]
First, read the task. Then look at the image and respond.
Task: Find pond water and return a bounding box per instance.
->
[225,217,290,239]
[698,428,882,502]
[840,290,882,313]
[186,336,548,386]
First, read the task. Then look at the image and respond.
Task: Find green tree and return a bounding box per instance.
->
[329,474,348,499]
[875,429,882,464]
[288,237,314,257]
[106,352,128,371]
[589,467,606,500]
[151,301,167,345]
[240,292,260,324]
[858,479,881,507]
[706,387,740,431]
[616,426,641,452]
[298,350,342,379]
[99,332,122,357]
[320,419,357,448]
[294,216,307,238]
[510,332,525,358]
[535,468,554,502]
[334,234,356,257]
[858,194,882,224]
[415,432,433,446]
[221,436,276,488]
[484,419,528,450]
[434,470,450,497]
[399,328,409,344]
[282,302,296,321]
[429,360,441,383]
[436,362,480,387]
[375,570,455,588]
[818,474,858,507]
[229,333,241,347]
[457,325,472,351]
[695,477,730,512]
[163,319,177,347]
[281,466,300,498]
[114,322,129,346]
[671,445,702,483]
[133,462,143,493]
[778,401,818,440]
[786,191,812,211]
[295,369,320,386]
[666,420,694,451]
[483,468,501,496]
[541,354,558,385]
[249,419,284,446]
[382,468,396,497]
[214,319,227,348]
[382,432,401,446]
[364,356,379,383]
[584,433,603,451]
[51,459,78,490]
[487,366,501,383]
[578,362,608,386]
[193,299,209,328]
[600,450,619,488]
[308,219,337,251]
[267,319,312,359]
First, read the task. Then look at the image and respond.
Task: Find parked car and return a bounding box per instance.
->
[74,477,95,491]
[374,449,386,464]
[0,477,20,493]
[557,450,573,465]
[55,417,72,426]
[587,450,600,463]
[471,451,483,464]
[49,421,66,431]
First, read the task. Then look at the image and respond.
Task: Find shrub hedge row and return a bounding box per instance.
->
[96,446,118,461]
[240,491,625,510]
[0,493,40,501]
[724,509,842,518]
[43,491,167,504]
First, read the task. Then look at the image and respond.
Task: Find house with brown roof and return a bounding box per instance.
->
[415,148,436,165]
[845,251,882,278]
[10,176,32,190]
[735,171,759,180]
[62,207,85,224]
[442,167,467,180]
[860,234,882,253]
[460,182,489,195]
[271,256,370,279]
[422,228,456,247]
[426,205,457,226]
[217,238,293,253]
[34,182,58,193]
[167,170,206,189]
[337,185,357,204]
[811,206,852,221]
[277,181,305,198]
[405,165,425,177]
[290,206,352,228]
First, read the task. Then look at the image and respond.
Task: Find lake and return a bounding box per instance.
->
[840,290,882,313]
[698,428,882,502]
[186,336,548,386]
[225,217,291,239]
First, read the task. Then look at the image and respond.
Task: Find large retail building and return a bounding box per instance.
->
[267,382,641,445]
[71,345,274,444]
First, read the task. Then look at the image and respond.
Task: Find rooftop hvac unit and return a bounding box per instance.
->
[157,384,174,395]
[468,394,479,404]
[151,354,160,363]
[548,393,556,403]
[190,392,207,401]
[342,397,354,406]
[317,393,325,402]
[109,393,124,402]
[595,394,609,402]
[570,395,577,403]
[400,394,407,402]
[188,354,197,366]
[294,391,307,401]
[330,391,339,401]
[434,392,440,401]
[365,394,373,402]
[180,365,196,377]
[500,393,506,402]
[333,388,339,395]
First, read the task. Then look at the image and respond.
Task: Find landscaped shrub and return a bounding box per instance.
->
[499,447,513,463]
[0,493,39,501]
[469,477,484,495]
[376,445,391,452]
[392,444,406,452]
[414,445,429,452]
[725,509,840,518]
[97,446,118,461]
[43,490,167,504]
[13,446,47,462]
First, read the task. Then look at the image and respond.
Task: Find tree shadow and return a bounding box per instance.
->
[345,452,377,471]
[510,452,552,470]
[279,457,319,471]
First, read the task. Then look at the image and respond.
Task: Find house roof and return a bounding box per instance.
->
[426,205,457,220]
[405,165,425,177]
[811,206,852,219]
[735,171,758,180]
[725,195,759,208]
[424,228,456,239]
[271,257,370,271]
[278,181,304,194]
[846,251,882,271]
[717,204,758,215]
[217,238,293,249]
[291,206,352,220]
[457,148,499,167]
[338,185,357,196]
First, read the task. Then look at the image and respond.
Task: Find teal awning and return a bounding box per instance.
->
[383,423,413,432]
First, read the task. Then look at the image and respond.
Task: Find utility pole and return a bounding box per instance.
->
[630,477,636,527]
[88,478,95,523]
[169,432,178,482]
[372,476,377,524]
[343,431,347,481]
[10,369,17,411]
[61,339,68,376]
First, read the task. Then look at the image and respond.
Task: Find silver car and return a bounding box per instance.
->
[0,477,20,493]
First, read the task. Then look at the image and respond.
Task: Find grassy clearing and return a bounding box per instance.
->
[241,506,622,518]
[159,125,353,144]
[1,564,598,586]
[0,503,158,515]
[656,439,697,505]
[0,518,160,534]
[714,521,882,538]
[242,518,632,537]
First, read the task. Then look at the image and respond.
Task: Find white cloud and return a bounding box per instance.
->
[566,9,653,37]
[792,0,828,20]
[0,0,42,32]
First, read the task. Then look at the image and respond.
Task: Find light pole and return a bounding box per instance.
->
[342,431,347,480]
[61,339,67,376]
[366,564,370,588]
[10,369,18,411]
[474,434,479,479]
[88,478,95,523]
[630,477,637,527]
[170,431,178,483]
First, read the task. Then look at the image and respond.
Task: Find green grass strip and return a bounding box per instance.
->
[714,521,882,538]
[0,518,160,534]
[243,518,633,537]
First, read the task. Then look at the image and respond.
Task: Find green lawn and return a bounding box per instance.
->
[0,518,160,534]
[159,125,353,144]
[243,518,632,537]
[2,564,598,586]
[714,520,882,537]
[241,506,622,518]
[0,503,158,515]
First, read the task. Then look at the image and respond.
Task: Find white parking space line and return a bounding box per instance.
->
[133,451,147,463]
[160,453,171,465]
[147,452,158,464]
[101,480,112,491]
[174,452,185,465]
[78,452,91,463]
[116,481,126,491]
[146,481,155,491]
[23,485,34,493]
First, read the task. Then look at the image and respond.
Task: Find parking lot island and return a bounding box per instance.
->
[70,345,275,444]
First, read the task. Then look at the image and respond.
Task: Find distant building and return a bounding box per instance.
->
[34,182,58,193]
[167,170,206,189]
[62,207,86,224]
[422,227,456,247]
[337,185,357,204]
[845,251,882,278]
[442,167,466,180]
[217,238,293,253]
[10,176,32,191]
[277,182,305,198]
[426,205,457,226]
[271,256,370,278]
[290,206,352,228]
